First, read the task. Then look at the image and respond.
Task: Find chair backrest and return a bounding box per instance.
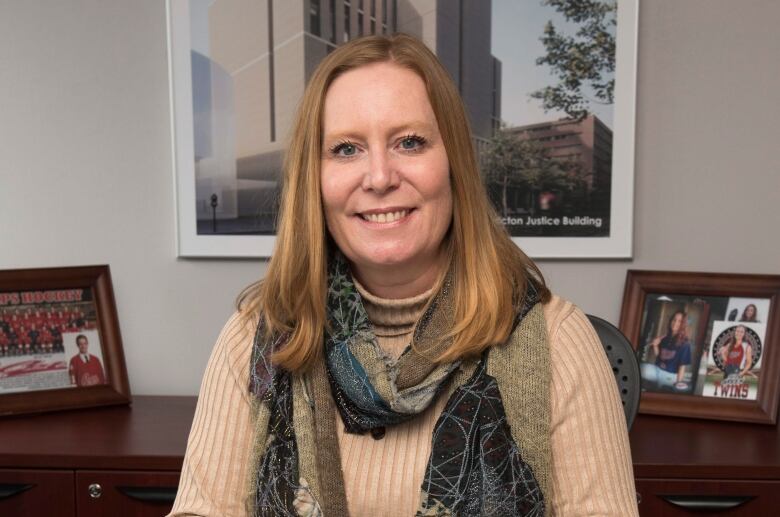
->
[586,314,641,430]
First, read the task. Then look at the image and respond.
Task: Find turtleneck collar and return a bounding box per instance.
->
[353,277,435,338]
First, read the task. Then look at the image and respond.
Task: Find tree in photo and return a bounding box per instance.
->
[482,126,583,216]
[532,0,616,120]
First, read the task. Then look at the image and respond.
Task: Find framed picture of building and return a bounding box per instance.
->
[167,0,638,258]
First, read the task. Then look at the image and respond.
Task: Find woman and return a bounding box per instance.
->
[169,34,636,516]
[640,310,692,390]
[740,304,758,322]
[720,325,753,377]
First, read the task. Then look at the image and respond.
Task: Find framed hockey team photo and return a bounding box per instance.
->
[0,265,130,416]
[620,270,780,424]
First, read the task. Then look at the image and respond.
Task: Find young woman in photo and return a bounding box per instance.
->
[720,325,754,378]
[740,303,759,322]
[641,310,692,391]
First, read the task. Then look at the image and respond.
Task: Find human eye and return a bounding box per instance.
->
[328,140,360,158]
[397,133,427,152]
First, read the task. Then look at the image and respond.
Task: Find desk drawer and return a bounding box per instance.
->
[76,470,179,517]
[636,478,780,516]
[0,469,75,517]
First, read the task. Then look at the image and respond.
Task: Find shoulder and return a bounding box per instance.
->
[213,310,259,372]
[541,294,601,356]
[540,294,579,342]
[540,295,609,379]
[504,294,597,365]
[218,310,258,348]
[190,309,262,410]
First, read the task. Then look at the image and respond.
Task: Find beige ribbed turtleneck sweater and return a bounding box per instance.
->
[351,277,431,358]
[169,293,638,516]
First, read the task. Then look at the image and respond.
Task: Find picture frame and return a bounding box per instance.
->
[620,270,780,424]
[0,265,130,417]
[506,0,638,259]
[167,0,638,258]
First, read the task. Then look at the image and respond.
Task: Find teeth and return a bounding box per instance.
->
[363,210,408,223]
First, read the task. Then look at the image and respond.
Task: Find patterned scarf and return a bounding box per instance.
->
[248,255,546,516]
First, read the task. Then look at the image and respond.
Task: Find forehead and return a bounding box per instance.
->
[322,62,436,134]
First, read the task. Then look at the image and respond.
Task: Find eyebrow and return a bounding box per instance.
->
[322,121,436,144]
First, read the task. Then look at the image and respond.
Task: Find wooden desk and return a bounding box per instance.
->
[3,397,779,516]
[631,414,780,515]
[0,396,195,517]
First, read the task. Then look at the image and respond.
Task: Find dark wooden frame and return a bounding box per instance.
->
[0,265,130,416]
[620,270,780,424]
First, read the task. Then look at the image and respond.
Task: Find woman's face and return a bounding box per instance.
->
[670,313,684,335]
[320,62,452,279]
[735,325,746,342]
[745,305,756,319]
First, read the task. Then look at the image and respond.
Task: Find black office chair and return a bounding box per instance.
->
[587,314,641,430]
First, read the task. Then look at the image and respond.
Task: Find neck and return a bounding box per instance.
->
[351,251,446,299]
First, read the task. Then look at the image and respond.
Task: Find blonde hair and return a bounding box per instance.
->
[238,34,550,372]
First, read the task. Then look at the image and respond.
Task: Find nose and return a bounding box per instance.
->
[362,150,399,193]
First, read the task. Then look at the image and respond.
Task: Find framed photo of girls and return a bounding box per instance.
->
[620,270,780,424]
[0,265,130,417]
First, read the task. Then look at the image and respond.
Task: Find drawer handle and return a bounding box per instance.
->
[116,486,178,503]
[660,494,754,510]
[0,483,35,500]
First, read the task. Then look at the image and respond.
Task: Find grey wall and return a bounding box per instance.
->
[1,0,778,395]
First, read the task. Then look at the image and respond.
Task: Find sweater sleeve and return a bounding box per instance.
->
[167,312,257,517]
[544,297,638,516]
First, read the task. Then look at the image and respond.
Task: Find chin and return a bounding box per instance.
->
[359,251,414,269]
[349,244,422,270]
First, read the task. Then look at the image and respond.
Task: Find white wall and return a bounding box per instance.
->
[1,0,778,395]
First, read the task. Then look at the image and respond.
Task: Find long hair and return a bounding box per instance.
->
[724,325,747,355]
[740,304,758,322]
[238,34,550,372]
[665,310,688,346]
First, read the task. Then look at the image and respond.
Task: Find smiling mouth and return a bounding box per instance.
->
[359,209,411,223]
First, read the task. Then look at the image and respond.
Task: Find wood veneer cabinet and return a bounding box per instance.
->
[3,397,780,516]
[0,396,194,517]
[631,414,780,515]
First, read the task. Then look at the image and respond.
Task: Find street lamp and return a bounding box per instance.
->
[210,193,218,233]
